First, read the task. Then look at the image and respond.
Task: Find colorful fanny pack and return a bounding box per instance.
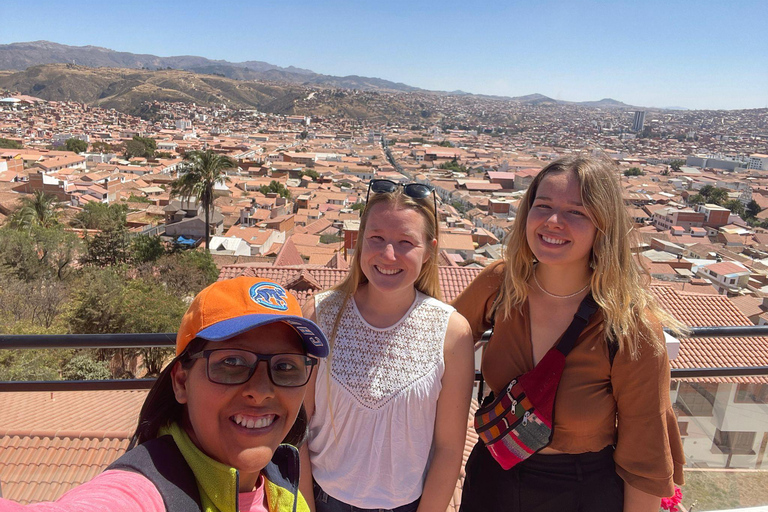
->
[474,294,599,470]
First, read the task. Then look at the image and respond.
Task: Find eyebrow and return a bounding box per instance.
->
[534,195,584,206]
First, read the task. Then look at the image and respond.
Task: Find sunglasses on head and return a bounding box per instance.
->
[365,179,438,224]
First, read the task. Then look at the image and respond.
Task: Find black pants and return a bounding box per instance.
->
[460,442,624,512]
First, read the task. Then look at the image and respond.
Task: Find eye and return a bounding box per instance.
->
[569,210,586,216]
[400,239,414,246]
[272,356,303,373]
[219,355,249,367]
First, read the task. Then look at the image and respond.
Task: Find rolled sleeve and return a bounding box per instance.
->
[612,326,685,497]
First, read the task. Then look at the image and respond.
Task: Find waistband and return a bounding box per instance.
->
[518,445,615,476]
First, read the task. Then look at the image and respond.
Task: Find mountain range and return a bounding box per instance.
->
[0,41,638,117]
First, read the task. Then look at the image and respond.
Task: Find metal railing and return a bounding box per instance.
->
[2,327,768,392]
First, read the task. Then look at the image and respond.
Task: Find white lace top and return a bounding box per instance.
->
[308,289,454,509]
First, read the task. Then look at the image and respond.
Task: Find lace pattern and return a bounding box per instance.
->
[315,290,452,409]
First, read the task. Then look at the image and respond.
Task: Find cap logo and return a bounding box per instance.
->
[249,282,289,311]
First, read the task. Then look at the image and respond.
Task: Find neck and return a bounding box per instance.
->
[534,263,592,298]
[354,283,417,327]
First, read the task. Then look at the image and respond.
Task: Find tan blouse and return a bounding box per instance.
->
[452,261,684,498]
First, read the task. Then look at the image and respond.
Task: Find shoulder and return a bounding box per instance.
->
[463,260,505,296]
[420,292,456,314]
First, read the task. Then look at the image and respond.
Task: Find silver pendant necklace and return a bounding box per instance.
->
[533,269,590,299]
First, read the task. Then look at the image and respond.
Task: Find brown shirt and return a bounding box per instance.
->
[452,261,684,497]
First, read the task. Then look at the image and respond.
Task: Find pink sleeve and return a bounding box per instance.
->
[0,470,165,512]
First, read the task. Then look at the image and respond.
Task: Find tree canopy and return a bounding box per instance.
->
[65,138,88,154]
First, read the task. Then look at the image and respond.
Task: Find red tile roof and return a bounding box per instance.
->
[0,390,147,504]
[651,285,768,369]
[217,265,482,305]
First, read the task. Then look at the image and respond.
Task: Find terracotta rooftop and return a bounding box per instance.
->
[0,390,147,504]
[651,285,768,369]
[217,265,482,305]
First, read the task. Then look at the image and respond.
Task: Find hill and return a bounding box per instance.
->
[0,41,420,93]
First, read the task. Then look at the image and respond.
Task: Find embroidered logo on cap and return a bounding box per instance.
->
[249,282,289,311]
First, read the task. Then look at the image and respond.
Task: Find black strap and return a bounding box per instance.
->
[554,294,599,356]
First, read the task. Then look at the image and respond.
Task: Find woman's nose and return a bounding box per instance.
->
[241,362,276,401]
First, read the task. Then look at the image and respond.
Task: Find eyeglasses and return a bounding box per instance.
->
[189,349,317,387]
[365,179,438,224]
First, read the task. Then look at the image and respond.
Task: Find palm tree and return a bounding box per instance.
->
[171,150,236,250]
[9,190,62,231]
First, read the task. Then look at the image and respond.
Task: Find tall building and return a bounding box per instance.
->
[632,111,646,132]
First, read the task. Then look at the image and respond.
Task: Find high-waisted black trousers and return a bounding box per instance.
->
[460,442,624,512]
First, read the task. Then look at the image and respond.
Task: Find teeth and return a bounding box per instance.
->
[232,414,276,429]
[376,266,402,275]
[542,236,566,245]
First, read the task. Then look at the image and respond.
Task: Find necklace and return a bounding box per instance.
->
[533,269,590,299]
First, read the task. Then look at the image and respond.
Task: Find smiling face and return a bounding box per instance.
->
[525,171,598,270]
[359,202,435,296]
[171,321,307,490]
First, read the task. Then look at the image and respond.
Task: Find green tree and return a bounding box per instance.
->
[62,354,111,380]
[746,200,762,219]
[73,202,128,231]
[9,191,62,231]
[670,159,685,172]
[171,150,236,251]
[623,167,644,176]
[351,202,366,212]
[687,194,705,206]
[0,137,23,149]
[438,158,467,173]
[130,234,165,264]
[723,200,745,217]
[65,138,88,154]
[300,169,319,181]
[259,180,291,199]
[0,226,79,282]
[437,140,453,147]
[708,188,729,205]
[83,227,129,267]
[123,135,157,159]
[91,141,117,153]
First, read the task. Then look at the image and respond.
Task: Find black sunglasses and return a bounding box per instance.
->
[365,179,438,224]
[189,349,317,387]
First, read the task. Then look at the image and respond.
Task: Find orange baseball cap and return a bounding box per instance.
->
[176,276,329,357]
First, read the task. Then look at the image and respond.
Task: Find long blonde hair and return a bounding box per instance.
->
[498,155,686,359]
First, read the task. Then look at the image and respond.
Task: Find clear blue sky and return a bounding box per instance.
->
[3,0,767,110]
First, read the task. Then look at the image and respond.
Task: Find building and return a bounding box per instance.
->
[632,111,646,132]
[748,154,768,171]
[652,207,705,232]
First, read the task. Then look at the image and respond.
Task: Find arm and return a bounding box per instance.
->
[417,311,475,512]
[0,470,165,512]
[623,482,661,512]
[299,298,318,512]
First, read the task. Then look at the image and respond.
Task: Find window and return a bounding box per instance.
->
[675,382,718,416]
[712,429,755,455]
[734,383,768,405]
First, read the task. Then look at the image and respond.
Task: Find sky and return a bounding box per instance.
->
[3,0,767,111]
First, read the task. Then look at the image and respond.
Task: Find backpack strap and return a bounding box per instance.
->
[554,294,600,356]
[107,435,201,512]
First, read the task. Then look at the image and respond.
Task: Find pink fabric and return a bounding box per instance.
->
[0,470,271,512]
[0,470,165,512]
[238,476,268,512]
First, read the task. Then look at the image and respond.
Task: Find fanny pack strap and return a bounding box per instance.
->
[553,293,599,357]
[477,292,599,403]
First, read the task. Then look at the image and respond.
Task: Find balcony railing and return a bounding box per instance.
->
[2,327,768,509]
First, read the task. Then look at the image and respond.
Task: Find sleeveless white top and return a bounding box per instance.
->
[308,289,454,509]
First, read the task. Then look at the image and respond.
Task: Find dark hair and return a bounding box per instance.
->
[131,337,309,449]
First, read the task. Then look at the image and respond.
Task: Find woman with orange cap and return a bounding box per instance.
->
[0,277,328,512]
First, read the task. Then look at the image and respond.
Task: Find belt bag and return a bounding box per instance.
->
[474,294,599,470]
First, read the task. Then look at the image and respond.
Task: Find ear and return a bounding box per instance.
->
[170,360,190,405]
[423,237,438,263]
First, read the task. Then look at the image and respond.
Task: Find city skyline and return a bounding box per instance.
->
[2,0,767,111]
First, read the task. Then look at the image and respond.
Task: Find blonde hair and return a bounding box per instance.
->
[498,155,687,359]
